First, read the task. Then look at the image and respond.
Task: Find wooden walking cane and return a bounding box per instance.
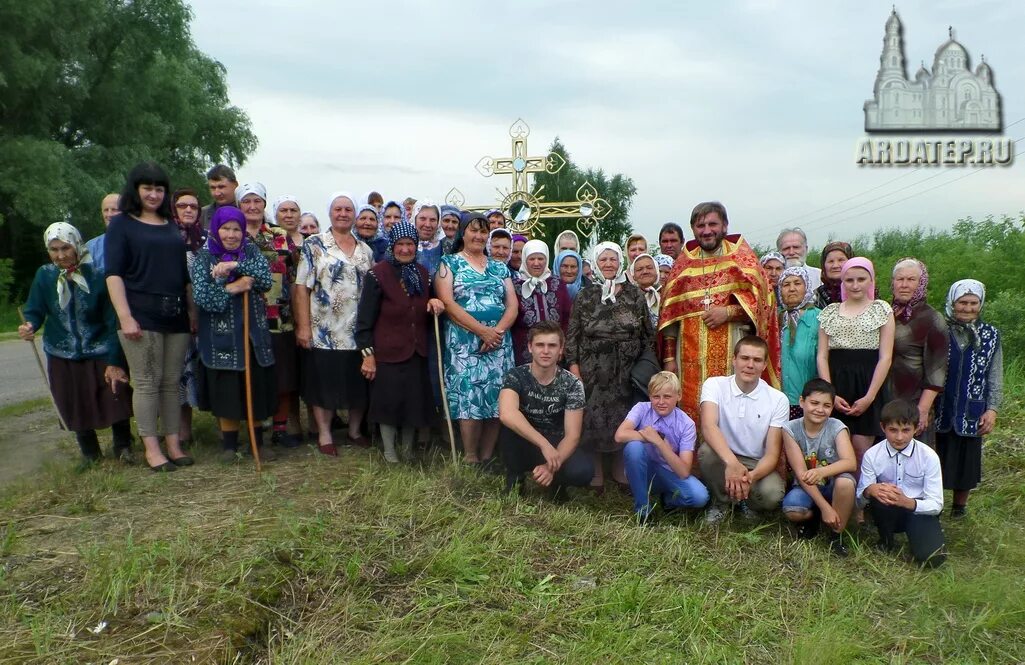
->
[17,307,67,430]
[433,312,458,466]
[242,290,262,472]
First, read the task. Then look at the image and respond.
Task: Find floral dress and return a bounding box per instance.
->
[296,230,373,350]
[442,254,514,420]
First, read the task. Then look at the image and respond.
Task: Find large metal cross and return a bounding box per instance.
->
[445,118,612,241]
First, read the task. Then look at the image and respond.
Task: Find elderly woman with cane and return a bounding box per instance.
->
[191,206,277,463]
[356,220,445,462]
[20,222,134,469]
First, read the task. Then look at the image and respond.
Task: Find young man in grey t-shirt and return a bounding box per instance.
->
[781,379,858,557]
[498,321,592,499]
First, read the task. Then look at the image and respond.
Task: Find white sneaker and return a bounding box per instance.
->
[705,504,728,525]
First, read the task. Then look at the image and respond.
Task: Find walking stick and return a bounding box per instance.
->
[242,290,262,472]
[17,307,67,430]
[433,312,458,467]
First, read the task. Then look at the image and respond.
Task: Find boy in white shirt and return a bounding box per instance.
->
[698,336,789,524]
[856,399,947,568]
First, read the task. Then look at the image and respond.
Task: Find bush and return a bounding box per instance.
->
[983,290,1025,361]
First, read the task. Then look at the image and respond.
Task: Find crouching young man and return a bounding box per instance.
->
[498,320,594,499]
[698,336,789,524]
[856,399,947,568]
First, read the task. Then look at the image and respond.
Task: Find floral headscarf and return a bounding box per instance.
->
[43,222,91,310]
[891,257,929,324]
[386,221,423,296]
[518,240,551,298]
[778,265,814,345]
[819,241,853,304]
[653,254,674,270]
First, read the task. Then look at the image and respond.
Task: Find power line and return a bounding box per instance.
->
[761,116,1025,233]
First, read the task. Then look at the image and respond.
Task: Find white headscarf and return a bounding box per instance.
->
[592,241,627,304]
[44,222,91,310]
[945,279,986,318]
[236,182,267,204]
[552,230,580,268]
[326,191,358,222]
[272,194,300,219]
[518,240,551,298]
[627,253,660,312]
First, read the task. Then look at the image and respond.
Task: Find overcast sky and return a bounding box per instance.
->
[188,0,1024,249]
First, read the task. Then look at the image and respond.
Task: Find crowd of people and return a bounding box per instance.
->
[19,161,1005,569]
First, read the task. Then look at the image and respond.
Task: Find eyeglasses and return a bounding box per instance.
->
[176,202,200,210]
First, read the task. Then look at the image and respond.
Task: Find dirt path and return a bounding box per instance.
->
[0,338,49,406]
[0,405,67,488]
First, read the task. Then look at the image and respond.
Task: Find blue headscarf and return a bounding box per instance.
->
[555,249,583,299]
[386,221,423,296]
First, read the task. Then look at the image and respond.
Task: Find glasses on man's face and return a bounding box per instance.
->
[176,202,200,210]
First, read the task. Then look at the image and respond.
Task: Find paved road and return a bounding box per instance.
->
[0,338,50,407]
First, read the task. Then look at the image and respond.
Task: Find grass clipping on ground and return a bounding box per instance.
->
[1,416,1024,664]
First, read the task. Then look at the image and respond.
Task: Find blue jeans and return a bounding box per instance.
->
[782,473,855,513]
[623,440,709,515]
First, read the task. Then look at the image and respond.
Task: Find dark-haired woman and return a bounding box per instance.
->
[20,222,134,469]
[105,162,194,472]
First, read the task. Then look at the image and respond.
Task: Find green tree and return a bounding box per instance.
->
[0,0,257,296]
[530,138,636,256]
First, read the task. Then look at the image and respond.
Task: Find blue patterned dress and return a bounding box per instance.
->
[442,254,514,420]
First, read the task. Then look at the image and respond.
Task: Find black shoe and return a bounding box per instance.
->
[796,520,820,540]
[829,533,850,558]
[504,472,525,496]
[548,484,570,504]
[272,431,303,448]
[951,504,967,518]
[169,455,194,467]
[479,456,504,476]
[875,537,898,554]
[149,461,178,473]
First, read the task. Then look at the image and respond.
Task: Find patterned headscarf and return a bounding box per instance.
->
[555,250,583,299]
[627,253,660,312]
[386,221,423,296]
[519,240,551,298]
[839,257,875,302]
[378,200,409,235]
[354,204,380,241]
[43,222,91,310]
[819,241,853,304]
[760,251,786,269]
[206,206,248,264]
[945,279,986,347]
[592,242,627,304]
[486,228,513,264]
[891,257,929,324]
[778,265,814,345]
[653,253,674,270]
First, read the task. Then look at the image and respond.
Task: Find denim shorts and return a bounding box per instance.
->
[781,473,855,513]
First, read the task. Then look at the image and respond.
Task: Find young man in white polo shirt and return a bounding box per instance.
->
[698,335,789,524]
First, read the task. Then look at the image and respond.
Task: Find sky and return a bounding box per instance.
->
[188,0,1024,249]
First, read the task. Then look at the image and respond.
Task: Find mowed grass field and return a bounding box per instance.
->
[1,369,1023,664]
